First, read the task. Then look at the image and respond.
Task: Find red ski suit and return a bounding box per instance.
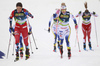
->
[76,12,97,43]
[9,8,33,46]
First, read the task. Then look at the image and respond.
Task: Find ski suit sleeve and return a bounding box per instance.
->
[9,25,15,33]
[91,12,98,17]
[70,13,77,25]
[49,16,53,28]
[24,9,34,18]
[76,11,83,17]
[9,10,14,27]
[48,10,61,28]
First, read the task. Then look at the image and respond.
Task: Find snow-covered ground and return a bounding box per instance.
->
[0,0,100,66]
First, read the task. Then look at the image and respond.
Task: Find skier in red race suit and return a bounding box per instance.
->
[9,2,33,61]
[76,2,98,50]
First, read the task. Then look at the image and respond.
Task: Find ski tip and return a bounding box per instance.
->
[79,50,81,52]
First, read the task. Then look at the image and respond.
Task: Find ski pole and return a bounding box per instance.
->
[75,29,81,52]
[31,32,38,49]
[75,16,80,47]
[7,33,12,59]
[28,35,34,54]
[12,37,15,56]
[94,17,99,47]
[27,16,38,49]
[44,29,48,31]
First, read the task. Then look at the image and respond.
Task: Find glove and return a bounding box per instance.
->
[48,28,50,33]
[31,16,34,18]
[79,11,81,14]
[93,11,96,15]
[75,24,78,29]
[12,32,15,36]
[28,32,32,35]
[9,27,13,33]
[56,9,60,14]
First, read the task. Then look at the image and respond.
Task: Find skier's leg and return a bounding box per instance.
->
[57,34,60,49]
[65,26,71,59]
[14,27,20,61]
[87,23,92,50]
[21,23,30,60]
[19,35,23,58]
[60,39,64,56]
[52,25,57,52]
[59,30,64,56]
[82,23,87,50]
[19,36,23,50]
[53,33,57,52]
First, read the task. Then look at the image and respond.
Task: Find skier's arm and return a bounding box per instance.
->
[49,16,53,28]
[9,10,14,27]
[9,10,14,32]
[70,14,78,29]
[91,12,98,17]
[24,9,34,18]
[76,11,82,17]
[48,16,53,32]
[9,25,15,35]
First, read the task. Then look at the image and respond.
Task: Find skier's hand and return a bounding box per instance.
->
[28,32,32,35]
[9,27,13,33]
[79,11,81,14]
[56,9,60,14]
[75,25,78,29]
[93,11,96,15]
[48,28,50,33]
[31,16,34,19]
[12,32,15,36]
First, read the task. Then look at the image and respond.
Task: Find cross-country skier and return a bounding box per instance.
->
[76,2,98,51]
[54,3,78,59]
[9,2,33,61]
[48,11,60,52]
[9,25,32,58]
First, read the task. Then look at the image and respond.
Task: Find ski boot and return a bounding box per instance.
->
[20,49,23,59]
[68,49,71,59]
[83,43,86,51]
[53,46,56,52]
[60,46,63,58]
[57,42,60,50]
[14,52,19,62]
[25,49,30,60]
[88,42,92,50]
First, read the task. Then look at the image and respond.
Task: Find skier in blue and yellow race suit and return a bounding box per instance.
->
[48,13,60,52]
[54,3,78,59]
